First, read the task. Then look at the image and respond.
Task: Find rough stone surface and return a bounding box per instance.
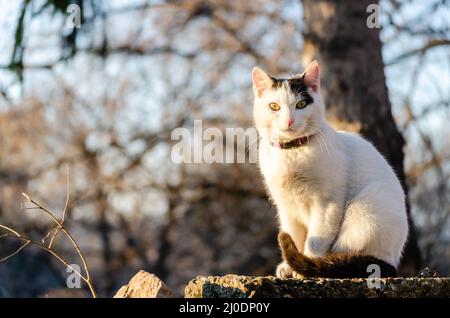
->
[114,270,176,298]
[185,274,450,298]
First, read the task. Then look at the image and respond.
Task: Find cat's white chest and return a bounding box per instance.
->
[259,145,317,186]
[259,147,318,223]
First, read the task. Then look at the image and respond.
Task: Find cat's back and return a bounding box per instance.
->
[336,130,404,195]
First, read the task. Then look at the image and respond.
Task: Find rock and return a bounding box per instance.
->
[114,270,176,298]
[184,274,450,298]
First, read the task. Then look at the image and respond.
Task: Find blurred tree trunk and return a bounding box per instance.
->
[301,0,422,275]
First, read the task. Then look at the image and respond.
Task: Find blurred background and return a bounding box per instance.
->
[0,0,449,297]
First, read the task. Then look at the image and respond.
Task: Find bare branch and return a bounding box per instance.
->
[0,234,90,292]
[387,39,450,65]
[49,164,70,249]
[21,193,94,285]
[0,224,21,237]
[0,241,30,262]
[0,192,99,297]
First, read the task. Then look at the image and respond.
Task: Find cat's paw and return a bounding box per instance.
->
[276,261,293,278]
[292,271,305,279]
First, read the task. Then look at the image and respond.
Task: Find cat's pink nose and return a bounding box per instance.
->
[287,119,295,127]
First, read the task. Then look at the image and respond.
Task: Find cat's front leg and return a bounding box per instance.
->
[275,209,308,278]
[276,261,294,278]
[304,201,344,258]
[278,210,307,253]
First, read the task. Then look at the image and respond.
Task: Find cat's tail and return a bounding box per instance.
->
[278,232,398,278]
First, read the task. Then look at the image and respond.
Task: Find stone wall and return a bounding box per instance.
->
[184,274,450,298]
[113,271,450,298]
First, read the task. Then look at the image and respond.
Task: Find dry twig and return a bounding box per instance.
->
[0,168,97,298]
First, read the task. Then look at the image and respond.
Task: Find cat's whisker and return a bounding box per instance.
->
[305,123,321,152]
[312,127,325,154]
[320,134,331,158]
[316,133,325,154]
[317,130,331,158]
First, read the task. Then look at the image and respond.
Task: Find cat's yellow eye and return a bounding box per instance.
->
[269,103,280,111]
[296,100,307,109]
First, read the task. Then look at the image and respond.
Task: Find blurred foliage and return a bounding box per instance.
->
[9,0,86,80]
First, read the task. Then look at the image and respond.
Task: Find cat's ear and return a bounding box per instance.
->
[252,67,273,98]
[302,60,320,92]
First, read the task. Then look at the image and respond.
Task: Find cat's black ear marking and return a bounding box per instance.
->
[270,74,312,97]
[271,77,285,89]
[287,77,307,96]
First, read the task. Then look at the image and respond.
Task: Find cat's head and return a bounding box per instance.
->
[251,60,325,142]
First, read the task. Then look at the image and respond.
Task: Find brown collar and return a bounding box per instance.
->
[270,135,310,149]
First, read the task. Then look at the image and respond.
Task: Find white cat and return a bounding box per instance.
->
[252,61,408,278]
